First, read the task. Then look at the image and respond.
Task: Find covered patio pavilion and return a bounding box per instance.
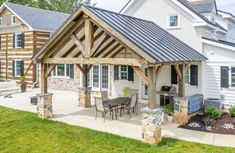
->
[32,4,207,144]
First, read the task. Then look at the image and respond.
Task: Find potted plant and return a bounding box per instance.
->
[19,76,27,93]
[164,104,174,122]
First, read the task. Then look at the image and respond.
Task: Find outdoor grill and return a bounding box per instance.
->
[157,86,177,106]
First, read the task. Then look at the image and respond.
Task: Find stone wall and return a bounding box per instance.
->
[173,97,190,125]
[48,68,80,92]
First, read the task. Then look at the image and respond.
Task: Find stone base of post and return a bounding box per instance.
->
[37,93,53,119]
[78,87,91,108]
[173,97,189,125]
[141,107,163,145]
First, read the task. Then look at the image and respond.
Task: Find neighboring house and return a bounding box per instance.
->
[0,2,69,85]
[120,0,235,106]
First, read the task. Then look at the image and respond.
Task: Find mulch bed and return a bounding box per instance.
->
[179,113,235,135]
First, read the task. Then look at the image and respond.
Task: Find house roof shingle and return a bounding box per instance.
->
[4,2,70,32]
[84,5,207,62]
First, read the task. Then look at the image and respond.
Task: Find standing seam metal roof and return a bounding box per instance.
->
[84,5,207,62]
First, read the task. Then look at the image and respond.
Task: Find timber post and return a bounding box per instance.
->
[147,66,158,109]
[37,63,53,119]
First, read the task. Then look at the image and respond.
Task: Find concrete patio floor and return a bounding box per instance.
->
[0,89,235,148]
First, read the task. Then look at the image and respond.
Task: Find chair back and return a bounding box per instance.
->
[95,97,105,111]
[130,94,138,108]
[129,89,138,98]
[101,91,108,101]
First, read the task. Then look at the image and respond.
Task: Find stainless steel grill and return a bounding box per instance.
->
[157,86,177,106]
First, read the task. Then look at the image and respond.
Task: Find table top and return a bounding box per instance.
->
[104,97,131,107]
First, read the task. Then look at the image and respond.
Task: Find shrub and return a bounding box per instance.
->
[206,107,221,119]
[229,106,235,117]
[20,76,26,81]
[164,104,174,116]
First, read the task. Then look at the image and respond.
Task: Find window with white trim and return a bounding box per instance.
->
[120,66,128,80]
[93,65,99,88]
[185,67,190,84]
[15,60,22,77]
[51,64,70,77]
[231,67,235,87]
[11,15,16,24]
[15,33,23,48]
[168,14,180,28]
[88,65,109,89]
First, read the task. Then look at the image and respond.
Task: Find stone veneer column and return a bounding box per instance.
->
[173,97,189,125]
[37,93,53,119]
[78,87,91,108]
[141,107,163,145]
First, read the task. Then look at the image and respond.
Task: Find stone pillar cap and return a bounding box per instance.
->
[141,107,163,114]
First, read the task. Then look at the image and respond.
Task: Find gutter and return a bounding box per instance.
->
[119,0,132,13]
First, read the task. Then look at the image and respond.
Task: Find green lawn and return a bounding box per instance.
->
[0,106,234,153]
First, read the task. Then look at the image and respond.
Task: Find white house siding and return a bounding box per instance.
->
[204,43,235,105]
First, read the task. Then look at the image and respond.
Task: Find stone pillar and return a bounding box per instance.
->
[78,87,91,108]
[173,97,189,125]
[37,93,53,119]
[141,107,163,145]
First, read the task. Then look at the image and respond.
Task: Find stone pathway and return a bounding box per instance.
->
[0,89,235,148]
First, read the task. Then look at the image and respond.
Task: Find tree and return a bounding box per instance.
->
[0,0,96,13]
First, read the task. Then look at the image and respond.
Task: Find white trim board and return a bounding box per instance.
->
[202,39,235,52]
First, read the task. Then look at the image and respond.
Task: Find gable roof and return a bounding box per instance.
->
[1,2,70,32]
[186,0,217,14]
[34,4,207,63]
[177,0,226,31]
[202,37,235,48]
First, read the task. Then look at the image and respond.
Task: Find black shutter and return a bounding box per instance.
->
[70,64,74,79]
[21,33,24,48]
[114,66,119,80]
[12,60,15,77]
[171,66,177,84]
[190,65,198,86]
[221,66,229,88]
[20,60,24,76]
[128,66,134,81]
[13,34,15,48]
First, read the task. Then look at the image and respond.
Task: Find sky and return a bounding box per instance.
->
[92,0,235,15]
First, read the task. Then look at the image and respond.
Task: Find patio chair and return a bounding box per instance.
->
[101,91,108,102]
[94,97,117,122]
[121,94,138,118]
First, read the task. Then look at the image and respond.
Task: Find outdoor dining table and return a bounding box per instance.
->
[104,97,131,118]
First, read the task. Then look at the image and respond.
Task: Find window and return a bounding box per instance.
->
[14,60,23,77]
[120,66,128,80]
[231,67,235,87]
[0,17,2,27]
[185,67,190,84]
[93,65,99,88]
[51,64,71,77]
[11,15,16,24]
[14,33,24,48]
[168,14,180,28]
[102,66,108,88]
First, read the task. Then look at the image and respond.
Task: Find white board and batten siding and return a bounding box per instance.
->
[204,43,235,106]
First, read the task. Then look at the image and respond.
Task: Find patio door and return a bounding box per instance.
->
[90,65,109,91]
[141,68,148,99]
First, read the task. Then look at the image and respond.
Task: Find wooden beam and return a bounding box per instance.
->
[174,64,182,80]
[44,58,143,66]
[178,64,186,97]
[147,66,158,109]
[85,18,94,58]
[132,66,149,85]
[94,39,116,57]
[76,64,86,74]
[71,34,85,55]
[45,64,56,78]
[110,46,125,58]
[40,63,48,94]
[91,34,110,56]
[24,61,33,76]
